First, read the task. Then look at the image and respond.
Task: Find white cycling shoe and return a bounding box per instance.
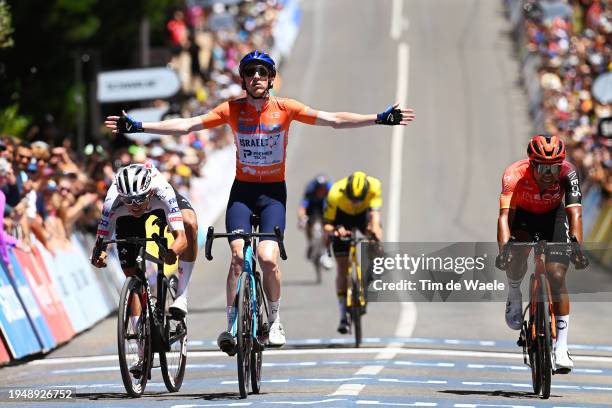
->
[320,253,334,270]
[267,320,286,347]
[554,348,573,374]
[505,291,523,330]
[169,295,188,317]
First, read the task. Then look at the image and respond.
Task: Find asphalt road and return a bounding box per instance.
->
[2,1,612,407]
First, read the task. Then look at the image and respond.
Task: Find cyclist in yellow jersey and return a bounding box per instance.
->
[323,171,383,333]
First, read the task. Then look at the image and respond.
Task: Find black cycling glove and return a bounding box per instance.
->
[375,105,402,125]
[117,113,144,133]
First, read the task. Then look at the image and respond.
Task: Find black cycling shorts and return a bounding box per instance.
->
[330,209,369,257]
[510,205,570,265]
[225,180,287,242]
[116,192,192,268]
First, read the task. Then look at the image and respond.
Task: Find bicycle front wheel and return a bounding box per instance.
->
[351,276,362,348]
[160,275,188,392]
[538,274,553,399]
[117,276,151,397]
[236,272,253,399]
[251,278,265,394]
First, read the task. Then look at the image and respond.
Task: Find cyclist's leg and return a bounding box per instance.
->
[170,193,198,315]
[257,182,286,345]
[332,227,350,333]
[505,209,534,330]
[545,205,572,370]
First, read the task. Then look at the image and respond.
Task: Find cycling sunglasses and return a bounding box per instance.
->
[243,65,270,78]
[121,193,149,206]
[535,163,561,175]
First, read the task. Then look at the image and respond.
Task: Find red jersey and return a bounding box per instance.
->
[499,159,582,214]
[200,96,318,182]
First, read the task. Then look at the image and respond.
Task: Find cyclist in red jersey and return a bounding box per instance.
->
[496,134,587,373]
[105,50,415,354]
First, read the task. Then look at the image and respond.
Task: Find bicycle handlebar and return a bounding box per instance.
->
[497,235,587,270]
[94,233,169,264]
[205,225,287,261]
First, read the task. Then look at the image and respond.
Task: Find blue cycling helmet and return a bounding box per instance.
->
[239,50,276,78]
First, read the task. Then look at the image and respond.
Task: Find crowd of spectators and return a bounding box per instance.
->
[515,0,612,204]
[0,0,288,260]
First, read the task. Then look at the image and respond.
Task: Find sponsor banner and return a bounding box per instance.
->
[0,338,9,364]
[60,236,110,327]
[7,250,56,352]
[364,242,612,302]
[0,261,41,359]
[35,243,89,333]
[13,247,74,344]
[72,234,117,317]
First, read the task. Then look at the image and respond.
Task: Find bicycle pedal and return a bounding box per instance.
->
[517,337,526,347]
[253,338,266,352]
[169,308,186,320]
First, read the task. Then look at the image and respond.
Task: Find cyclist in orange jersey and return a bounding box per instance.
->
[106,50,415,354]
[496,134,588,373]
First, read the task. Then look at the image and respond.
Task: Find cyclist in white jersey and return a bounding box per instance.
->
[91,163,199,317]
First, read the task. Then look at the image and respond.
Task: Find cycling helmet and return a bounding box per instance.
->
[314,174,330,188]
[527,134,566,164]
[239,50,276,78]
[345,171,369,201]
[115,164,152,198]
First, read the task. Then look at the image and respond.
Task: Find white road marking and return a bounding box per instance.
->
[28,346,612,366]
[355,365,385,375]
[390,0,404,40]
[268,399,348,405]
[379,378,447,385]
[171,404,252,408]
[329,384,366,396]
[358,402,437,407]
[455,405,534,408]
[395,361,455,368]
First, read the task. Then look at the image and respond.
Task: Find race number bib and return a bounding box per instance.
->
[237,131,285,166]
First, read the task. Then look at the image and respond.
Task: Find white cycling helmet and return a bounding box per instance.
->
[115,164,152,198]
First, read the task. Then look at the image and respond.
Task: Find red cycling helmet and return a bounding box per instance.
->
[527,134,566,164]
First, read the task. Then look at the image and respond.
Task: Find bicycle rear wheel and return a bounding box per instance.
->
[236,272,253,399]
[117,276,151,397]
[160,275,188,392]
[251,278,265,394]
[538,274,553,399]
[351,275,362,348]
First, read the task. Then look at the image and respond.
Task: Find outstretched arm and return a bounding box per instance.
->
[312,103,415,129]
[105,110,204,136]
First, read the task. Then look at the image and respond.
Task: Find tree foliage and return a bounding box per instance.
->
[0,0,182,140]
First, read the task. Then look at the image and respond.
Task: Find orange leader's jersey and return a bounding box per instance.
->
[200,96,319,182]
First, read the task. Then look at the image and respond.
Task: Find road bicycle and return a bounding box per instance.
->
[205,215,287,399]
[499,235,587,399]
[335,228,376,348]
[94,218,187,397]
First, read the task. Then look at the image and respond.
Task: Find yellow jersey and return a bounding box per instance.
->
[323,175,382,222]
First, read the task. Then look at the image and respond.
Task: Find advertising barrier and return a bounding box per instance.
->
[14,247,74,344]
[7,251,56,352]
[35,243,90,333]
[0,261,41,359]
[0,339,9,364]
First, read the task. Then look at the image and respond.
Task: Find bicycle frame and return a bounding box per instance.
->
[230,237,261,342]
[346,232,366,311]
